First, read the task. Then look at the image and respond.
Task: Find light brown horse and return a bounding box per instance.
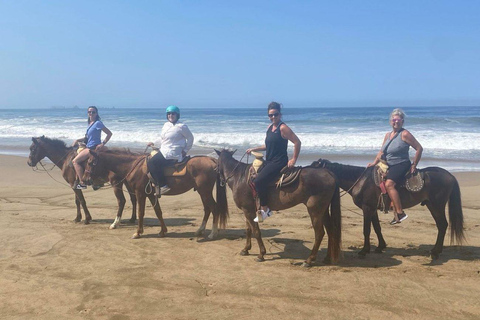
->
[312,159,465,260]
[27,136,137,224]
[83,149,228,239]
[215,149,341,266]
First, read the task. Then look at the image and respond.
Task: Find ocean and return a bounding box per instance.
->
[1,106,479,171]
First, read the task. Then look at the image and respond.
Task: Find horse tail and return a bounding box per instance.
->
[329,182,342,263]
[216,173,229,229]
[449,177,465,245]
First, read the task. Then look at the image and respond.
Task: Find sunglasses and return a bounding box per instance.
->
[268,113,280,118]
[167,112,177,116]
[88,111,97,114]
[391,118,403,123]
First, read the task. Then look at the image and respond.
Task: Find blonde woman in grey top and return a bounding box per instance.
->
[368,108,423,225]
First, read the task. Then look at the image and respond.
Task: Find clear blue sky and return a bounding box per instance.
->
[1,1,479,108]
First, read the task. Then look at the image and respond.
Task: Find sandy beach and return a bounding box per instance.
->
[1,153,479,319]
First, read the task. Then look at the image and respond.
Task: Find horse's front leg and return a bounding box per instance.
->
[371,210,387,253]
[240,220,252,256]
[74,190,91,224]
[74,191,82,222]
[132,194,147,239]
[196,191,215,239]
[125,183,137,223]
[358,205,374,257]
[110,183,126,229]
[245,209,266,262]
[148,194,167,237]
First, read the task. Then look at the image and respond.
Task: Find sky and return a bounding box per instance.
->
[0,1,479,109]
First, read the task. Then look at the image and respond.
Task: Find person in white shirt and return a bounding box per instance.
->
[147,105,194,196]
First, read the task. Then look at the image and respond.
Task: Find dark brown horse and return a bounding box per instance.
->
[215,149,341,266]
[83,149,228,239]
[27,136,137,224]
[312,159,465,260]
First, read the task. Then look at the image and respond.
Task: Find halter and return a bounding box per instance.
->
[218,151,248,187]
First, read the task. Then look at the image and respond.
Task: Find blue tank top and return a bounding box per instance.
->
[265,122,288,164]
[382,130,410,166]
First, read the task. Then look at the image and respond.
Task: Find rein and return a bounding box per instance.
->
[220,151,248,186]
[318,160,368,197]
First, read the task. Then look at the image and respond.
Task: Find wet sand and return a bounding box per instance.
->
[1,154,479,319]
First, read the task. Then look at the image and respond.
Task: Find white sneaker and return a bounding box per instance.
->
[159,185,171,195]
[254,208,272,223]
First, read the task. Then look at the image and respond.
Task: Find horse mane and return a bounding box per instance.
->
[312,159,367,181]
[39,136,71,150]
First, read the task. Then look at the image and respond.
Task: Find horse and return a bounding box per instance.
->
[83,148,229,239]
[312,159,465,260]
[215,149,341,266]
[27,136,137,225]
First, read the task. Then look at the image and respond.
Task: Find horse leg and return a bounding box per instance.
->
[426,202,448,260]
[358,205,376,256]
[304,206,326,267]
[196,191,215,239]
[252,218,266,262]
[148,194,168,237]
[74,190,91,224]
[371,210,387,253]
[125,183,137,223]
[74,192,82,222]
[110,183,126,230]
[132,194,146,239]
[240,220,253,256]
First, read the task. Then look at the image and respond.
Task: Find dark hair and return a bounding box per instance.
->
[87,106,101,124]
[267,101,282,113]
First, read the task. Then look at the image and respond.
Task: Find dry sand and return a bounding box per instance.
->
[1,154,479,319]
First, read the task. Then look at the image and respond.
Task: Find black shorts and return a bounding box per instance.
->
[386,161,411,184]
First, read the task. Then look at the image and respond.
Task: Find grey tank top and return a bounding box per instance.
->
[382,130,410,166]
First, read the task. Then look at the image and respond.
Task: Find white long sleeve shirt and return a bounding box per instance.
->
[157,121,194,161]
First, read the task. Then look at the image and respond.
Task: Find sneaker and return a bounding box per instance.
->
[254,208,272,223]
[390,212,408,225]
[159,185,171,195]
[75,183,87,190]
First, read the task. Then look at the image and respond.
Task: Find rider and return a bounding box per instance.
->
[147,105,194,196]
[367,108,423,225]
[72,106,112,189]
[246,102,301,222]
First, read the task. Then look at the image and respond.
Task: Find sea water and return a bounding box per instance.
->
[1,106,479,171]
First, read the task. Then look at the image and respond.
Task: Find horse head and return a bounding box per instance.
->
[27,136,47,167]
[311,158,331,168]
[83,150,108,186]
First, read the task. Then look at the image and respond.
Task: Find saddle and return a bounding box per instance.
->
[149,149,190,177]
[248,151,302,189]
[373,162,425,212]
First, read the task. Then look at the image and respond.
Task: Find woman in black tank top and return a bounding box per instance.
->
[246,102,301,222]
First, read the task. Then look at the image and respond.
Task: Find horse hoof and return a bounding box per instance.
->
[74,218,81,223]
[132,233,141,239]
[302,262,312,268]
[430,252,439,260]
[158,232,166,238]
[83,220,90,225]
[374,247,384,254]
[109,224,117,230]
[255,257,265,262]
[358,251,368,257]
[240,250,249,256]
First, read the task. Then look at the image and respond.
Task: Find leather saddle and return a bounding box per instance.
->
[149,149,190,177]
[248,151,302,188]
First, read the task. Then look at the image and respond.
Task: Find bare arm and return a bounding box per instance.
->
[367,132,389,167]
[96,126,112,150]
[246,145,266,154]
[402,130,423,173]
[280,124,301,167]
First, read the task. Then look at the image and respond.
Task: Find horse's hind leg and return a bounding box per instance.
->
[426,202,448,260]
[110,183,126,230]
[74,193,82,222]
[240,220,253,256]
[133,194,147,239]
[305,206,326,267]
[196,191,216,239]
[125,183,137,223]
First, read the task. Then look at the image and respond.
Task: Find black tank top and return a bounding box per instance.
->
[265,122,288,163]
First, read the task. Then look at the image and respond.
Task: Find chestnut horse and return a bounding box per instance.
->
[83,149,228,239]
[27,136,137,224]
[215,149,341,266]
[312,159,465,260]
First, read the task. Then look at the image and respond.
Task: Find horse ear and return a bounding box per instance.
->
[32,137,38,144]
[232,149,237,155]
[214,149,221,156]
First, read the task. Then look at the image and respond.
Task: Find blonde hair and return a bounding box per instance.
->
[390,108,406,120]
